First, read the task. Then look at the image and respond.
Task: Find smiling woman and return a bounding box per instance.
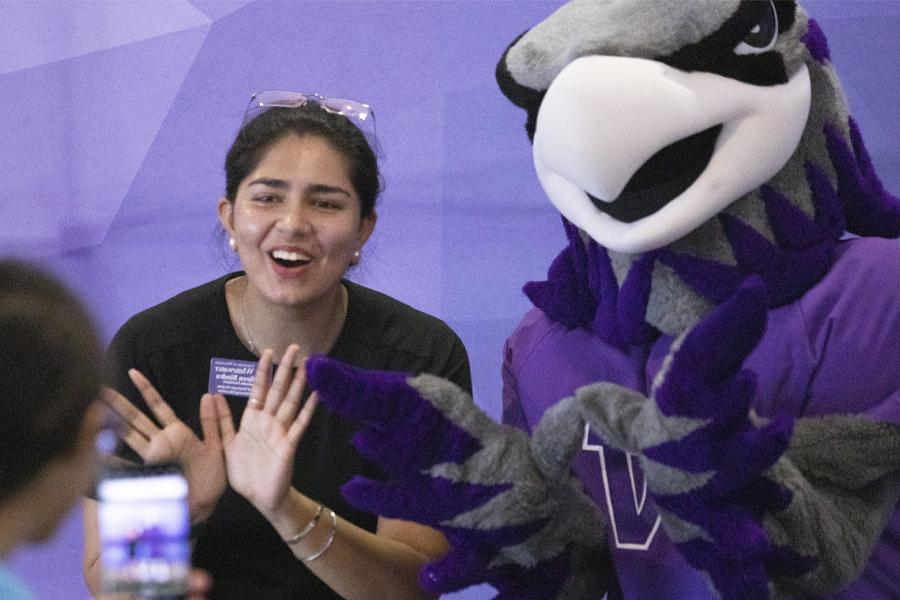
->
[220,133,374,327]
[82,93,472,600]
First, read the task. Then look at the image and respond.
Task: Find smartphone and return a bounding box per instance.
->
[97,462,191,598]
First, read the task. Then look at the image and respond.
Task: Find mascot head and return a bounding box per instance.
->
[496,0,900,341]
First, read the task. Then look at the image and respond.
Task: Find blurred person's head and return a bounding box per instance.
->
[0,260,106,555]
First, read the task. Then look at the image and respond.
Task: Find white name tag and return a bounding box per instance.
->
[208,358,262,397]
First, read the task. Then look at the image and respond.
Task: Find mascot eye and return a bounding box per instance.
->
[734,0,779,55]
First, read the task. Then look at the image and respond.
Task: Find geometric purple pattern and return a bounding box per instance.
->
[4,3,900,600]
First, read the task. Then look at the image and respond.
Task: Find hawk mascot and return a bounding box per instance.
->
[306,1,900,598]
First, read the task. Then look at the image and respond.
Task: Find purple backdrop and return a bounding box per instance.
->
[2,2,898,598]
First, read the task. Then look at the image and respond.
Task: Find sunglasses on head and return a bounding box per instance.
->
[242,90,376,144]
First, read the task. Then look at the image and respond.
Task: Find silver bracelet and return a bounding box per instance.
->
[302,509,337,562]
[284,504,324,546]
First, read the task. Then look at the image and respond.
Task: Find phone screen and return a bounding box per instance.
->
[97,462,191,598]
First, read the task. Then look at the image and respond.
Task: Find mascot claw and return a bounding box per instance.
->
[578,279,804,599]
[307,356,609,598]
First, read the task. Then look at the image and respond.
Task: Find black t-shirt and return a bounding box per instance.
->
[107,273,472,600]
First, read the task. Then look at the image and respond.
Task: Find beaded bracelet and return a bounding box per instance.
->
[284,503,324,546]
[302,509,337,562]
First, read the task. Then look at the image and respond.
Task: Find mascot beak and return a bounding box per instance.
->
[534,55,811,253]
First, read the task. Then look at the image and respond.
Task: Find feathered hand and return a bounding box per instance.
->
[577,277,800,600]
[306,357,609,600]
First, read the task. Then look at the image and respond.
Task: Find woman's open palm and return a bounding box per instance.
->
[102,370,227,522]
[216,345,318,513]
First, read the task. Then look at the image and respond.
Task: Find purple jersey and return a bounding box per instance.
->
[502,237,900,599]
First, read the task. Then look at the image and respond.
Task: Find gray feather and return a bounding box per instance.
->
[764,417,900,596]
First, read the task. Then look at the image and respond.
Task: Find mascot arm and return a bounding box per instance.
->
[581,278,900,600]
[763,415,900,598]
[305,357,610,600]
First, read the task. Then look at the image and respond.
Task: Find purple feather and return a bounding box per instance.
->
[482,550,571,600]
[522,245,596,330]
[423,544,581,599]
[657,250,743,305]
[306,356,481,468]
[720,209,834,306]
[764,545,819,578]
[802,19,830,63]
[524,218,656,347]
[760,181,832,250]
[805,163,847,236]
[652,277,768,418]
[617,252,660,344]
[586,239,626,347]
[825,120,900,238]
[677,538,770,600]
[644,417,793,491]
[720,213,782,273]
[342,474,512,524]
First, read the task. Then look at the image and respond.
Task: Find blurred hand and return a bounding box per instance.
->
[186,568,213,599]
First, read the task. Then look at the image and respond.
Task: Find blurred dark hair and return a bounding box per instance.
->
[0,260,103,501]
[224,103,381,219]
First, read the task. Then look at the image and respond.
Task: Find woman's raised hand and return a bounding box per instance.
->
[215,344,318,514]
[102,370,227,523]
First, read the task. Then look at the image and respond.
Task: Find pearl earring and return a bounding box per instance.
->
[229,237,237,252]
[351,250,361,265]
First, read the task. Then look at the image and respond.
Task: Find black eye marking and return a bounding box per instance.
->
[659,0,789,86]
[735,0,779,55]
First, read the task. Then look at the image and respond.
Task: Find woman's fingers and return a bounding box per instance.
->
[287,392,318,446]
[246,349,274,413]
[275,357,306,425]
[264,344,300,413]
[214,394,236,445]
[101,386,158,440]
[117,420,152,458]
[199,393,223,447]
[128,369,180,427]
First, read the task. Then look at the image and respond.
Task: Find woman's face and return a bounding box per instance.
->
[218,134,375,308]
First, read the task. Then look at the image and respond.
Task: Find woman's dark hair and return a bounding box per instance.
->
[224,103,381,219]
[0,261,103,501]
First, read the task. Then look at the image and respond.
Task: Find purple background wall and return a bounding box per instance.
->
[2,2,898,598]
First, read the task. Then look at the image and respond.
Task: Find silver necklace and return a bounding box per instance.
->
[239,277,258,355]
[238,277,348,358]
